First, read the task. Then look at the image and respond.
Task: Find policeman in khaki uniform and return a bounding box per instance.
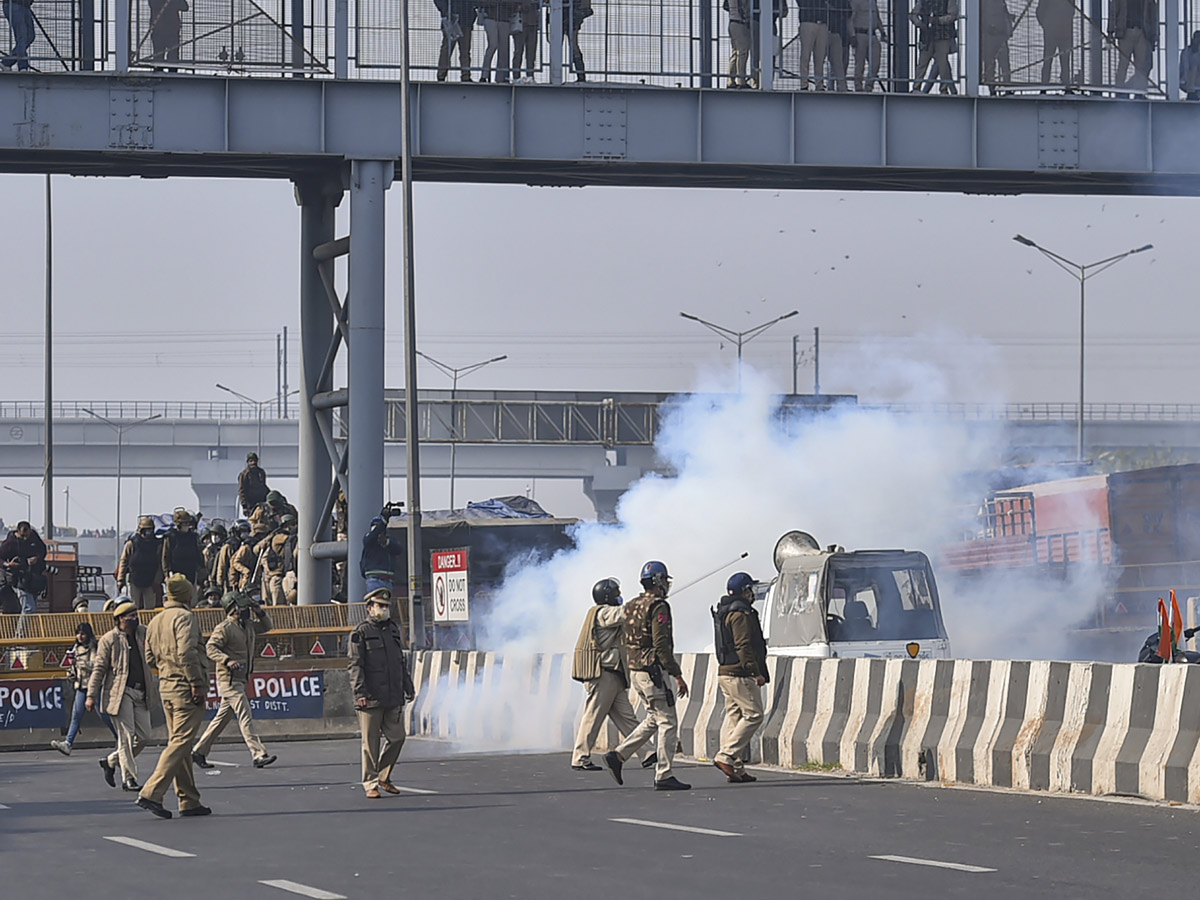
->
[192,590,277,769]
[87,599,156,791]
[570,578,654,771]
[137,574,210,819]
[602,561,691,791]
[711,572,769,784]
[348,588,415,798]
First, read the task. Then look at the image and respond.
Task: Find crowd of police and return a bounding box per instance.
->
[570,560,770,791]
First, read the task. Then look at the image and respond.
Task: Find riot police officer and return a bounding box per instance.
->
[602,561,691,791]
[712,572,769,783]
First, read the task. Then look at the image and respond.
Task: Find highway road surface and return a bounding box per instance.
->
[2,738,1197,899]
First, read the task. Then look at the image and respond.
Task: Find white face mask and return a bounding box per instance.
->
[368,605,391,622]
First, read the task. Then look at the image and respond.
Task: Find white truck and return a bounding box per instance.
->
[761,531,951,659]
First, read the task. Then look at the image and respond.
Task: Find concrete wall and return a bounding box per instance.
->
[7,651,1200,806]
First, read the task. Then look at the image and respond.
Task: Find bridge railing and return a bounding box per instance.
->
[15,0,1200,98]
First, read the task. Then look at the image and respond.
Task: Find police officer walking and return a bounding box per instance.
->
[192,590,277,769]
[602,561,691,791]
[88,599,155,792]
[348,590,415,799]
[137,575,210,819]
[570,578,653,772]
[711,572,769,784]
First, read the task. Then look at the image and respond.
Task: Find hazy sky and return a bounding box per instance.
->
[0,173,1195,529]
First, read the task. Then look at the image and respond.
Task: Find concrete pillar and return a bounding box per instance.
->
[550,0,563,83]
[295,176,342,606]
[582,464,643,523]
[1165,0,1181,99]
[758,1,774,90]
[190,460,242,522]
[347,160,393,607]
[964,0,980,96]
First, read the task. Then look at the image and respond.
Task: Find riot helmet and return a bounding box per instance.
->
[639,560,671,595]
[592,578,622,606]
[726,572,755,597]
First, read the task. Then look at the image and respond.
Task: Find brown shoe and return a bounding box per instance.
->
[378,782,401,795]
[365,788,382,799]
[713,759,738,778]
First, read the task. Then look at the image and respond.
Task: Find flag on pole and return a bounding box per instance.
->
[1171,589,1184,655]
[1157,598,1172,662]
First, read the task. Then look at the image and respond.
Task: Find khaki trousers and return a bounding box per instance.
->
[129,584,159,610]
[728,20,751,85]
[264,573,287,606]
[106,686,152,783]
[571,668,639,766]
[141,690,205,811]
[357,705,406,791]
[715,674,765,774]
[614,670,677,782]
[193,683,267,760]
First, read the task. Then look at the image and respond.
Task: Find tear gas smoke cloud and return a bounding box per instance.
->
[443,351,1114,751]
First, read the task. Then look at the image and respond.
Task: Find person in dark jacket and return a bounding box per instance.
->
[238,452,270,517]
[360,504,402,594]
[348,588,415,798]
[711,572,769,783]
[0,521,47,614]
[161,509,206,588]
[117,517,164,610]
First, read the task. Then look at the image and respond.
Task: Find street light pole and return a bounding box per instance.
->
[4,485,32,522]
[680,309,800,392]
[416,351,507,510]
[83,409,162,560]
[216,384,300,460]
[1012,235,1153,463]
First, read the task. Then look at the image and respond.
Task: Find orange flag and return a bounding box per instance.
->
[1171,590,1184,652]
[1157,599,1172,662]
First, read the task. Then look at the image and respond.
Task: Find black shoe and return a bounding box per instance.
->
[602,750,624,786]
[99,758,117,788]
[654,776,691,791]
[640,752,658,769]
[180,805,212,817]
[192,752,214,769]
[135,796,173,819]
[122,779,141,792]
[572,761,602,771]
[253,754,277,768]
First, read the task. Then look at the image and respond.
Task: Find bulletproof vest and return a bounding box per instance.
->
[128,535,161,588]
[622,591,661,671]
[712,597,750,667]
[167,530,203,576]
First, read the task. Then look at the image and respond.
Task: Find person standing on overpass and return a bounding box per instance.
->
[711,572,769,784]
[238,452,270,517]
[348,588,415,799]
[602,560,691,791]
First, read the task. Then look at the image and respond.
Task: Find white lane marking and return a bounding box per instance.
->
[259,879,347,899]
[870,855,996,873]
[611,818,741,837]
[206,759,241,768]
[388,785,436,795]
[0,803,10,809]
[103,836,196,858]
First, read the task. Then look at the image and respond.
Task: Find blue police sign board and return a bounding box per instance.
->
[204,671,324,719]
[0,679,66,729]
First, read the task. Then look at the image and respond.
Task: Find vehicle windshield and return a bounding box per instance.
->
[768,566,826,648]
[824,554,946,643]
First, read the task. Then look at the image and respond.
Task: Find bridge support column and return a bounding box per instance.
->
[295,176,343,605]
[347,160,393,607]
[583,463,644,523]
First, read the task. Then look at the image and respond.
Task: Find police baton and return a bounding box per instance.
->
[670,552,749,598]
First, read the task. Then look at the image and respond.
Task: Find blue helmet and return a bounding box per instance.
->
[727,572,754,596]
[639,560,671,594]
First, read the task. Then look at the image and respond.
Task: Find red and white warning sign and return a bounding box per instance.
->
[11,655,24,670]
[431,548,469,623]
[309,639,326,657]
[43,650,59,666]
[260,643,277,658]
[60,652,74,669]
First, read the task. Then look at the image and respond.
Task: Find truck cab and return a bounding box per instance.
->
[762,531,951,659]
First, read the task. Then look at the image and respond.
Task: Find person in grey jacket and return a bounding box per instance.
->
[348,588,415,798]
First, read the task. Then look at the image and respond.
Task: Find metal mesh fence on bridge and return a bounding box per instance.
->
[12,0,1200,96]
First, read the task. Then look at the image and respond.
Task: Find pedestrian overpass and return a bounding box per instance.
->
[6,0,1200,603]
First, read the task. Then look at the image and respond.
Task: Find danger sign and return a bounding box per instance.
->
[431,548,469,623]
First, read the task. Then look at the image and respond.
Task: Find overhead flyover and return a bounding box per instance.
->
[2,75,1200,194]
